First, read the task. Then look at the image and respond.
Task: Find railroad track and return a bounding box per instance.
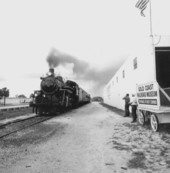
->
[0,114,58,139]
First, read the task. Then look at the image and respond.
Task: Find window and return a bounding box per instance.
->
[122,70,125,78]
[133,57,137,69]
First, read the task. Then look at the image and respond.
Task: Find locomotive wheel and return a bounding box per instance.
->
[137,110,145,125]
[35,107,38,114]
[32,106,35,113]
[150,114,159,132]
[62,96,69,108]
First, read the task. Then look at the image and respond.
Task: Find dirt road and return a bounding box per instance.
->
[1,102,170,173]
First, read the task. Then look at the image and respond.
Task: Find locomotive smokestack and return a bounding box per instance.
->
[49,68,54,75]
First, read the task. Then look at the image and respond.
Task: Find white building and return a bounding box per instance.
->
[103,35,170,131]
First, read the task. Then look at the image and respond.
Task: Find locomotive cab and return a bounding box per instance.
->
[65,80,78,94]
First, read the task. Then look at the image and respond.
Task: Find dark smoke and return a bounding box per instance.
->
[46,48,126,96]
[47,48,89,76]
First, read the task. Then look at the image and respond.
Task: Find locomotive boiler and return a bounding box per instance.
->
[30,68,91,115]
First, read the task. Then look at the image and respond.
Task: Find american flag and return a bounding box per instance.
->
[135,0,150,17]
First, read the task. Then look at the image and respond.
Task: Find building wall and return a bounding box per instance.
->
[103,37,157,110]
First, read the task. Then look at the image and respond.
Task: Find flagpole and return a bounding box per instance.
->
[149,0,156,80]
[148,0,154,46]
[149,0,153,41]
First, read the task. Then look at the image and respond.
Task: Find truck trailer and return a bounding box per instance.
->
[103,35,170,131]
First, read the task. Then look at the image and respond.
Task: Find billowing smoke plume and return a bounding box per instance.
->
[47,48,89,77]
[46,48,126,96]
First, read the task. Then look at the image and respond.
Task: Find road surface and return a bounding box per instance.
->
[1,102,170,173]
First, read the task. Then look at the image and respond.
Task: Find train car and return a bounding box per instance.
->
[30,68,91,114]
[103,35,170,131]
[78,88,91,105]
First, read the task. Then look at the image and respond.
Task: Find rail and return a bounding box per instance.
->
[0,115,52,139]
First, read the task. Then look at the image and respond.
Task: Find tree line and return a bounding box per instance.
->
[0,88,9,105]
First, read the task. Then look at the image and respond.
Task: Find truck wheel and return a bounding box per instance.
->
[137,110,145,125]
[150,114,159,132]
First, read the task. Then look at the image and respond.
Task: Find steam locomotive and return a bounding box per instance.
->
[30,68,91,115]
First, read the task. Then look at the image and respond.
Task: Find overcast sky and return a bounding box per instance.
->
[0,0,170,97]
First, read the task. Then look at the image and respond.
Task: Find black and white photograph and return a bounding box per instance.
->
[0,0,170,172]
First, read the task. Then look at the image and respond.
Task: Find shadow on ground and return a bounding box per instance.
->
[100,102,124,117]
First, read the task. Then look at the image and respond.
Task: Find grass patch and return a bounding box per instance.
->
[0,107,32,121]
[127,151,146,169]
[112,140,131,151]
